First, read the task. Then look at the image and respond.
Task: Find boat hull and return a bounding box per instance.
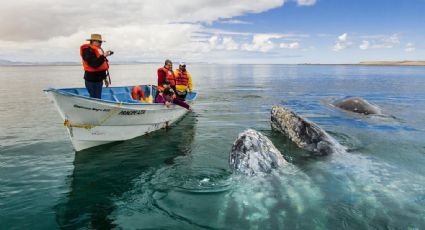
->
[46,90,190,151]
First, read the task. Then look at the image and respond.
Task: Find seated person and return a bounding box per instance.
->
[156,79,171,96]
[155,88,191,110]
[174,62,193,100]
[154,79,170,102]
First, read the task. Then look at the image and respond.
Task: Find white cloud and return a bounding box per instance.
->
[208,36,239,50]
[359,40,370,50]
[405,42,415,52]
[0,0,318,62]
[297,0,317,6]
[0,24,211,61]
[222,37,240,50]
[377,34,400,48]
[241,34,283,52]
[334,33,400,52]
[338,33,348,42]
[280,42,300,49]
[209,36,220,49]
[219,19,252,25]
[0,0,285,41]
[333,33,352,51]
[208,33,303,54]
[358,34,401,50]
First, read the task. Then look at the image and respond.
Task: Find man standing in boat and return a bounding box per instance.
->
[157,59,176,91]
[80,34,113,99]
[174,62,193,100]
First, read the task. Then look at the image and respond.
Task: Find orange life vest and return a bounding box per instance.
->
[175,70,189,86]
[155,86,176,97]
[80,44,109,72]
[131,86,146,101]
[156,85,165,93]
[159,67,176,87]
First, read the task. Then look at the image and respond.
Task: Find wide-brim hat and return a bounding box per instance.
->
[86,34,105,42]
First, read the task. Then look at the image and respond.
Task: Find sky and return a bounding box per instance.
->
[0,0,424,64]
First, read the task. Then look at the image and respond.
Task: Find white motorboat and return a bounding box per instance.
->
[44,85,196,151]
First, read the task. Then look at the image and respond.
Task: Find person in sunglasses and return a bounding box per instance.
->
[173,62,193,100]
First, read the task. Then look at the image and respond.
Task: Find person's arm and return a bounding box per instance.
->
[157,69,166,86]
[187,72,193,92]
[173,98,191,110]
[82,47,106,68]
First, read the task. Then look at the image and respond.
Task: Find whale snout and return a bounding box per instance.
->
[229,129,287,175]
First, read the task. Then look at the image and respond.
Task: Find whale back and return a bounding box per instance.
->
[271,105,339,156]
[334,97,381,115]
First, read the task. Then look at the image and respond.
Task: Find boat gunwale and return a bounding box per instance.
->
[44,87,197,106]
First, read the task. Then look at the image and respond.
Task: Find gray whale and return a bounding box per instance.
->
[334,97,381,115]
[229,129,287,175]
[271,105,343,156]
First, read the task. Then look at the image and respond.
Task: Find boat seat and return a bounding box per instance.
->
[112,87,129,94]
[112,93,134,103]
[101,95,115,102]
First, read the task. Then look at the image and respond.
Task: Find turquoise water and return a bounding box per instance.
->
[0,64,424,229]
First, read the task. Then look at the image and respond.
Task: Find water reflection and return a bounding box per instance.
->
[55,114,197,229]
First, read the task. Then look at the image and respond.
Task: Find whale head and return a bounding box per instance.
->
[229,129,287,175]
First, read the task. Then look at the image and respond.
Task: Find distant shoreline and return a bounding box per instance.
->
[1,61,425,67]
[0,62,160,67]
[297,61,425,66]
[357,61,425,66]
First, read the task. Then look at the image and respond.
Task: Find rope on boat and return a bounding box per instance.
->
[64,102,123,129]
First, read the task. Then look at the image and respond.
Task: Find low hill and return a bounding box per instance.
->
[359,61,425,66]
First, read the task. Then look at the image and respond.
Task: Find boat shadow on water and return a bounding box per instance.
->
[54,113,197,229]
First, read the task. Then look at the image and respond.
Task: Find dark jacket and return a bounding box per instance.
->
[82,47,107,82]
